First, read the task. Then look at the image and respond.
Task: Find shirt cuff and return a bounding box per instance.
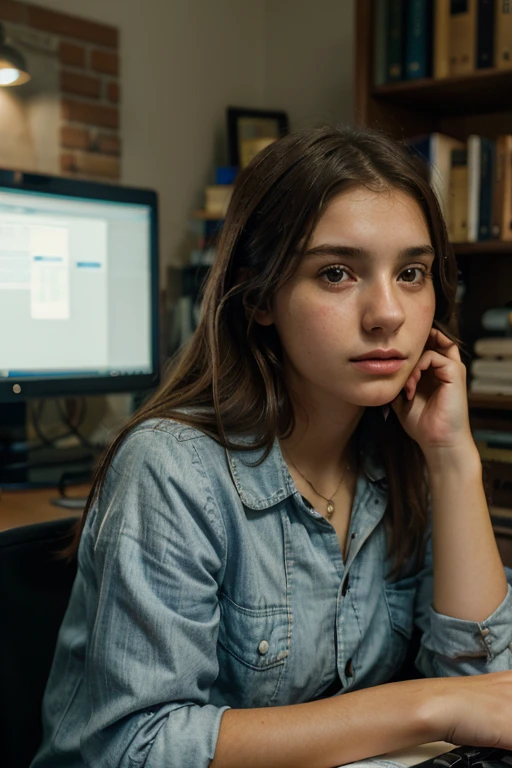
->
[427,581,512,661]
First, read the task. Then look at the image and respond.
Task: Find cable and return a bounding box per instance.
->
[55,398,94,450]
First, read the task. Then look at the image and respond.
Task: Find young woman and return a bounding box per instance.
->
[32,125,512,768]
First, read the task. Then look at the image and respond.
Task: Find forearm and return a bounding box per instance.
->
[211,678,443,768]
[426,444,508,623]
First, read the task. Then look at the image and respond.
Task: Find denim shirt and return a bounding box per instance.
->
[32,417,512,768]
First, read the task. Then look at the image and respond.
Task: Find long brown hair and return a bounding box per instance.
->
[68,124,459,579]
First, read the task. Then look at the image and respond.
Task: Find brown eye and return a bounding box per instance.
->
[400,267,426,284]
[321,266,347,283]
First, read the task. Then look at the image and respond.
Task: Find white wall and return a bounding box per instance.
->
[264,0,354,131]
[32,0,354,274]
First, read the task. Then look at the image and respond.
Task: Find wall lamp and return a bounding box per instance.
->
[0,23,30,86]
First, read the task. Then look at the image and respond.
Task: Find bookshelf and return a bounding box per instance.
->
[354,0,512,414]
[354,0,512,557]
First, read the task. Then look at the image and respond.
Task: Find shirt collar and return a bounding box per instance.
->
[226,434,386,511]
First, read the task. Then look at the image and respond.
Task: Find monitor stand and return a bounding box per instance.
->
[0,401,96,489]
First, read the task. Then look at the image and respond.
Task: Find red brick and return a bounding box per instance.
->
[62,98,119,129]
[59,41,86,68]
[61,126,90,151]
[96,133,120,156]
[90,49,118,76]
[0,0,28,24]
[106,81,119,104]
[60,70,101,99]
[61,151,120,180]
[28,5,118,48]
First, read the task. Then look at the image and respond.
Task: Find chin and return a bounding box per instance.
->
[345,386,405,409]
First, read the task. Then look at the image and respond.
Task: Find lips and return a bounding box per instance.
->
[350,349,406,362]
[350,350,407,375]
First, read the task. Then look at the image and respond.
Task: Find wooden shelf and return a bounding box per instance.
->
[192,210,225,221]
[452,241,512,256]
[372,67,512,116]
[469,393,512,411]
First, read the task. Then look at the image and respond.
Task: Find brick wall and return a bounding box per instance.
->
[0,0,121,181]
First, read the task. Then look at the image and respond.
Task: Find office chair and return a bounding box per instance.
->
[0,517,78,768]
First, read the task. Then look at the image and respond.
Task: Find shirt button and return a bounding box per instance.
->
[258,640,269,655]
[341,577,349,597]
[345,658,354,677]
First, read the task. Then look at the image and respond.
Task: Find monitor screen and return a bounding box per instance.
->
[0,171,159,402]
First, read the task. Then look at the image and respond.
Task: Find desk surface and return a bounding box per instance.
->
[0,484,90,531]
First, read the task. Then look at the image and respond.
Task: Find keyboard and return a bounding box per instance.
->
[414,746,512,768]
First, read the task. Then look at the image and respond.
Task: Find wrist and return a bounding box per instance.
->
[423,440,481,478]
[411,678,455,744]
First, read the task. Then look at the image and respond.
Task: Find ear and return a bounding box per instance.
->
[254,305,274,326]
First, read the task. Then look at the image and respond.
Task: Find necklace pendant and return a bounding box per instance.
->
[326,501,334,518]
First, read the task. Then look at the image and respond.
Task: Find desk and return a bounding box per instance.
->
[0,484,90,531]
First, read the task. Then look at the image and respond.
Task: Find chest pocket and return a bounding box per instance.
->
[383,574,418,676]
[384,574,418,639]
[216,592,290,708]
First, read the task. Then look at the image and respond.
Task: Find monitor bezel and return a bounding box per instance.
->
[0,169,160,404]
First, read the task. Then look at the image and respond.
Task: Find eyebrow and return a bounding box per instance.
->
[303,244,436,261]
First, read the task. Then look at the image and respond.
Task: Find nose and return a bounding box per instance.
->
[360,278,406,336]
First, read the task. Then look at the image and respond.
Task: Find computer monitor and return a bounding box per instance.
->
[0,169,159,487]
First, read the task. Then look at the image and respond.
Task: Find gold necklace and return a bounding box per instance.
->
[282,447,350,520]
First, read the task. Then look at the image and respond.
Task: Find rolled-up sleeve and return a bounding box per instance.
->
[413,519,512,678]
[80,425,230,768]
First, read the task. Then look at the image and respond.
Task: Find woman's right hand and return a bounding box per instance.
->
[424,670,512,749]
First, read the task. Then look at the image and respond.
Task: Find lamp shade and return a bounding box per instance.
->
[0,25,30,86]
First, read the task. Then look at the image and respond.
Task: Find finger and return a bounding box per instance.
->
[406,349,459,399]
[426,328,461,362]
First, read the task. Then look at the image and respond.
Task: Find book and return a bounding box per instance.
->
[471,358,512,378]
[467,134,481,241]
[405,0,434,79]
[481,306,512,331]
[447,148,469,240]
[474,428,512,445]
[477,0,495,67]
[478,137,495,240]
[387,0,406,80]
[448,0,477,75]
[409,133,466,215]
[471,379,512,394]
[374,0,390,85]
[496,0,512,69]
[483,460,512,506]
[205,185,233,216]
[476,440,512,461]
[433,0,451,77]
[474,336,512,357]
[491,134,512,240]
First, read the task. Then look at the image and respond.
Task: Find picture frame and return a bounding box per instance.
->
[226,107,289,169]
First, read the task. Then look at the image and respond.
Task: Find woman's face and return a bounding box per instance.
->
[256,185,436,409]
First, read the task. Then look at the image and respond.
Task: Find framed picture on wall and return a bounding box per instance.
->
[226,107,289,169]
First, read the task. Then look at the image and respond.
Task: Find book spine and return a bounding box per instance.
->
[387,0,405,81]
[434,0,451,77]
[496,0,512,70]
[477,0,495,67]
[478,137,495,240]
[447,148,469,241]
[374,0,390,85]
[467,135,481,242]
[492,135,512,240]
[477,441,512,463]
[449,0,477,75]
[406,0,434,79]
